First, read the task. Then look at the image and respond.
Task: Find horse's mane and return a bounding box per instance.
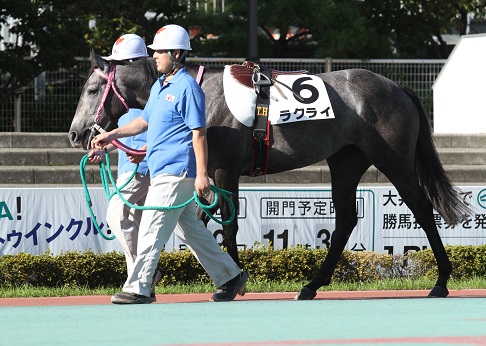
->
[185,62,224,78]
[82,56,160,91]
[80,64,98,91]
[119,57,160,82]
[186,62,224,70]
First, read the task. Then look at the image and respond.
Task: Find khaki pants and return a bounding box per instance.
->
[123,173,241,296]
[106,171,150,276]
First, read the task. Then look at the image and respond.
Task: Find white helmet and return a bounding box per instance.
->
[147,25,192,51]
[104,34,148,61]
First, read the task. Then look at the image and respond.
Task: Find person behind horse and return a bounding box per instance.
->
[87,34,163,299]
[92,24,248,304]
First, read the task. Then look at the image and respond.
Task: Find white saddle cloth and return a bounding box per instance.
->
[223,66,335,127]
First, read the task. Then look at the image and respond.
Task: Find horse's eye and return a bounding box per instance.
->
[87,87,98,95]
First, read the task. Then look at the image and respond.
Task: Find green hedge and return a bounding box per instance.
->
[1,244,486,288]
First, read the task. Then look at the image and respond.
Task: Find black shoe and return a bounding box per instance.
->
[111,292,155,304]
[210,272,248,302]
[150,269,163,299]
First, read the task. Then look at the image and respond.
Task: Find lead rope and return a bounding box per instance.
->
[79,150,236,241]
[81,64,219,241]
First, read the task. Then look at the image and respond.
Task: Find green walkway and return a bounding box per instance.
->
[1,298,485,345]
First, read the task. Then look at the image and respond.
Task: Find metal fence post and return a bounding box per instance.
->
[325,57,332,73]
[14,92,21,132]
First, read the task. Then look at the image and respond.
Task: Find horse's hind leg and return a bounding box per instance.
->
[384,172,452,297]
[297,146,371,300]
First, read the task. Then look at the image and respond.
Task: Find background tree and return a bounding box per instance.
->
[186,0,394,58]
[183,4,248,57]
[1,0,485,103]
[0,0,92,104]
[361,0,486,58]
[84,0,187,57]
[188,0,486,59]
[0,0,186,105]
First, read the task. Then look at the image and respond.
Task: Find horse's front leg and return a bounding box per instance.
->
[296,192,358,300]
[296,148,370,300]
[220,194,240,267]
[213,168,241,267]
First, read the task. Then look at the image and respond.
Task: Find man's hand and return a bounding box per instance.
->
[91,132,113,150]
[195,174,211,197]
[127,152,146,164]
[88,149,105,164]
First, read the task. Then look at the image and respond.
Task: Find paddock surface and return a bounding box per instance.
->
[1,290,486,346]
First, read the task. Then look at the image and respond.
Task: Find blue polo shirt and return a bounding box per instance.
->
[141,67,206,178]
[117,109,149,176]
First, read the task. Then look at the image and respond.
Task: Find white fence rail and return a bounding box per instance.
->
[0,58,445,132]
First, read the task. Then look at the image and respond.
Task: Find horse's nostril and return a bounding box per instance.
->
[69,131,78,144]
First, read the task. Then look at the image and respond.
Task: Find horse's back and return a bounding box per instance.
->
[321,69,420,149]
[266,69,420,172]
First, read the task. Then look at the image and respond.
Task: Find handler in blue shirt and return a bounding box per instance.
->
[92,24,248,304]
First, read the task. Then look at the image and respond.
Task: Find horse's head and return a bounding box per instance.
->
[68,50,159,149]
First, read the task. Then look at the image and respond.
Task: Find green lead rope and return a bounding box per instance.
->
[79,152,236,241]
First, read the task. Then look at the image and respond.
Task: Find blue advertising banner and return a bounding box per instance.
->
[1,186,484,256]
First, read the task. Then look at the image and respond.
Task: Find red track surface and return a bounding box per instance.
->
[2,289,486,307]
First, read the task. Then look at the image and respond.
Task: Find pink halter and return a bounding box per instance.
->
[92,63,144,155]
[93,63,130,123]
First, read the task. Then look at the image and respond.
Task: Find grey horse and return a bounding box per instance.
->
[69,51,470,299]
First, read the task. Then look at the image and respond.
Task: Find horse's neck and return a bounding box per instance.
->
[185,63,202,81]
[125,60,159,108]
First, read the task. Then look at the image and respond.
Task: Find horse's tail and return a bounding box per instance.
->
[401,86,471,225]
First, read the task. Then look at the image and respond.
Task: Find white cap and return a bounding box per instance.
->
[147,25,192,51]
[104,34,148,61]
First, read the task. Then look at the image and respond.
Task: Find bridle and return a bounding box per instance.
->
[87,63,206,155]
[87,62,146,154]
[93,63,130,123]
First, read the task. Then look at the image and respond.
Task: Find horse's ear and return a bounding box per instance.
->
[90,49,107,70]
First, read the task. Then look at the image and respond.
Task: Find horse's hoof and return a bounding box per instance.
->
[294,287,317,300]
[238,284,247,297]
[428,286,449,298]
